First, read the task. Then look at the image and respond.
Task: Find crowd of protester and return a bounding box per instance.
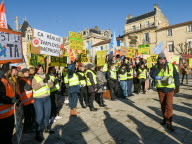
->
[0,53,190,143]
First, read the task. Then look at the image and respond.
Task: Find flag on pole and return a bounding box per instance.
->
[154,42,163,54]
[109,30,117,50]
[0,1,8,29]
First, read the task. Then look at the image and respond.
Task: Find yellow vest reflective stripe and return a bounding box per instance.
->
[33,76,50,97]
[103,63,108,72]
[65,74,80,86]
[138,69,146,79]
[119,69,128,80]
[85,70,97,86]
[127,69,134,79]
[155,63,175,88]
[109,70,117,80]
[64,75,69,84]
[77,72,86,86]
[175,65,179,72]
[49,75,60,92]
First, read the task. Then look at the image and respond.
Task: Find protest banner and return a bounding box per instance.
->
[29,53,45,67]
[69,31,84,50]
[150,54,158,63]
[189,58,192,68]
[120,46,128,56]
[138,44,150,54]
[50,56,67,67]
[14,103,24,144]
[96,50,106,66]
[171,55,180,64]
[127,47,135,58]
[147,57,152,68]
[181,54,192,59]
[31,28,63,56]
[0,28,23,64]
[78,52,88,63]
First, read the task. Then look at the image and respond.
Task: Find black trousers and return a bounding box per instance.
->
[88,92,96,107]
[96,92,104,105]
[0,114,14,144]
[108,80,118,100]
[181,74,188,84]
[138,78,146,93]
[23,103,35,130]
[79,87,88,106]
[50,91,58,117]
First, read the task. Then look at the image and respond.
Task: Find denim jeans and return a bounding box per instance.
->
[69,93,79,109]
[127,79,133,96]
[120,81,128,97]
[34,96,51,131]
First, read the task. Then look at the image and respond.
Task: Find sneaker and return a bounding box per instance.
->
[55,115,62,120]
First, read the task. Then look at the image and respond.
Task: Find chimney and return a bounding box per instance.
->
[154,4,160,11]
[15,16,19,31]
[126,14,133,20]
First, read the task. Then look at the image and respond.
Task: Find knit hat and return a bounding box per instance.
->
[87,63,94,69]
[1,62,11,74]
[158,52,166,59]
[22,68,29,74]
[172,61,176,65]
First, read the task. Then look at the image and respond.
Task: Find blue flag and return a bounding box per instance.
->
[109,31,117,50]
[154,42,163,54]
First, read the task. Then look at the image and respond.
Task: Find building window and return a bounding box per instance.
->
[187,39,192,48]
[139,23,142,29]
[167,41,174,52]
[101,46,103,50]
[132,25,136,31]
[187,25,192,32]
[167,29,172,36]
[145,21,150,27]
[144,33,150,43]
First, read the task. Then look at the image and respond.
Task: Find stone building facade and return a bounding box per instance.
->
[123,4,169,54]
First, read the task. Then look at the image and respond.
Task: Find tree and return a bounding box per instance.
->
[175,42,192,55]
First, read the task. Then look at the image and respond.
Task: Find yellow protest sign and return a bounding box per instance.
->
[127,47,135,58]
[69,31,84,50]
[138,44,150,54]
[150,54,158,63]
[50,56,67,67]
[171,55,180,64]
[147,57,152,68]
[189,58,192,68]
[96,50,106,66]
[78,53,89,63]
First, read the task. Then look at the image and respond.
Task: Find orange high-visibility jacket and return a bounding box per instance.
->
[18,78,34,106]
[0,78,15,119]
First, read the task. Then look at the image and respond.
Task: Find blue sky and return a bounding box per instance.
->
[4,0,192,37]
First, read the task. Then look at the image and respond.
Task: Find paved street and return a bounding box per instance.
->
[18,80,192,144]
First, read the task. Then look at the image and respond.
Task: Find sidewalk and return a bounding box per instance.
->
[16,81,192,144]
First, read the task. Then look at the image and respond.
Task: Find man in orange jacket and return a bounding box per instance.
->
[0,62,19,144]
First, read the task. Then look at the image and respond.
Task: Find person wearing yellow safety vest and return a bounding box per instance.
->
[102,63,108,77]
[48,66,62,123]
[18,68,35,133]
[64,64,81,115]
[137,64,147,94]
[118,64,128,98]
[150,52,180,132]
[0,62,19,144]
[106,64,119,101]
[76,64,88,108]
[85,63,98,111]
[127,63,134,96]
[32,64,55,142]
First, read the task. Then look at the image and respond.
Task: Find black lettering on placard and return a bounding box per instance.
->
[38,32,43,37]
[5,33,10,41]
[14,45,19,57]
[0,33,5,41]
[7,44,14,57]
[151,56,156,62]
[14,35,20,42]
[51,56,55,62]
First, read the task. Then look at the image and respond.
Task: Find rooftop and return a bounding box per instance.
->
[92,37,123,47]
[20,20,31,37]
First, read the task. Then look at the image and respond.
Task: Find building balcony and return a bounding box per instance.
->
[124,23,156,35]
